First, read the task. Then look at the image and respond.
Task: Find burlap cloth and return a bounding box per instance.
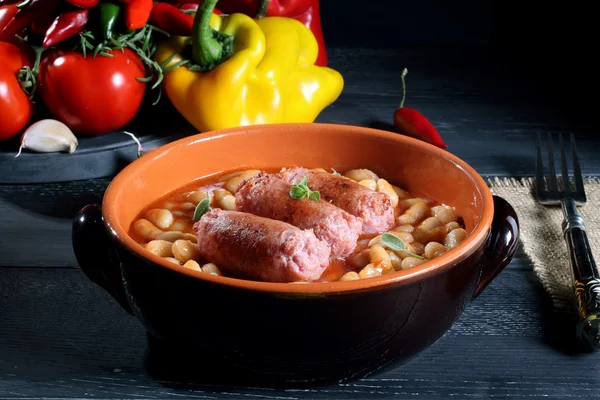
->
[488,177,600,313]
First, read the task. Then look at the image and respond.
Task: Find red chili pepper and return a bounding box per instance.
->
[393,68,447,149]
[29,13,53,35]
[124,0,153,30]
[43,9,88,47]
[0,0,21,6]
[1,0,60,36]
[0,4,19,41]
[64,0,99,9]
[150,2,194,36]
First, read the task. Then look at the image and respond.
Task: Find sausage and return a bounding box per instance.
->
[279,167,395,234]
[193,209,331,283]
[235,172,363,258]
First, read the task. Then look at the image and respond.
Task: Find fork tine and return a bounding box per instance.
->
[535,133,545,194]
[546,133,558,193]
[571,133,585,195]
[560,134,570,193]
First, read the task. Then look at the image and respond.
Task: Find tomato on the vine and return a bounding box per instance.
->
[38,48,146,136]
[0,42,33,142]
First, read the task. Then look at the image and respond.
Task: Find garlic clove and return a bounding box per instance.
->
[15,119,78,157]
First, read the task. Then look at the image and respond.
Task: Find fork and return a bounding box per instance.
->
[536,133,600,350]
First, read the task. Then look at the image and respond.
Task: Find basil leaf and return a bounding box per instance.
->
[193,198,210,221]
[381,233,406,251]
[299,176,308,186]
[309,191,321,201]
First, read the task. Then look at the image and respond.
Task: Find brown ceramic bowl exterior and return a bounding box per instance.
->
[72,123,519,385]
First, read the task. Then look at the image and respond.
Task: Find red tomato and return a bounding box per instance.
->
[0,42,33,141]
[38,48,146,136]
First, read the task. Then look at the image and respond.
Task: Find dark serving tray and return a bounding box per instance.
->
[0,98,198,184]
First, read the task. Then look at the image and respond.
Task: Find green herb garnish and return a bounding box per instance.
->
[381,233,424,259]
[193,196,211,221]
[289,177,321,201]
[331,168,342,176]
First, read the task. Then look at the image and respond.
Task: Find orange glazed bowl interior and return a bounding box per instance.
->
[102,123,494,293]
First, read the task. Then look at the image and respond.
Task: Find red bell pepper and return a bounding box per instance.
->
[165,0,328,66]
[218,0,327,66]
[393,68,447,149]
[64,0,99,8]
[43,9,88,47]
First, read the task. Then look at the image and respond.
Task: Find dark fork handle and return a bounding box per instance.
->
[562,198,600,350]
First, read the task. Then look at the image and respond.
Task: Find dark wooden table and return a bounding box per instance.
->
[1,46,599,399]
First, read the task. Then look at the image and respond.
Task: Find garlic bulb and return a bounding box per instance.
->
[15,119,78,157]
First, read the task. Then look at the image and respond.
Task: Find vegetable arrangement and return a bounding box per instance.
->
[153,0,343,132]
[0,0,341,157]
[0,0,162,148]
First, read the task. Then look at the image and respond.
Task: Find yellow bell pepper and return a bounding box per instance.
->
[153,0,344,133]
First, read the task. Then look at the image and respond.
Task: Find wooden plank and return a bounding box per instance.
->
[0,268,598,399]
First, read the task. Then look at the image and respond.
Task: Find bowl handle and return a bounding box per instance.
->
[472,195,520,300]
[72,204,133,315]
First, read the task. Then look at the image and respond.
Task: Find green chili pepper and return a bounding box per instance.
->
[99,1,121,41]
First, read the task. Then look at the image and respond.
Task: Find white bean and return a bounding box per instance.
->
[218,171,242,182]
[172,240,200,264]
[224,170,260,193]
[181,202,196,211]
[431,205,457,224]
[343,168,379,182]
[168,220,189,233]
[157,231,197,243]
[397,202,429,225]
[349,249,371,268]
[388,251,403,271]
[358,179,377,191]
[358,263,383,279]
[370,244,393,273]
[202,263,222,276]
[212,189,236,210]
[340,271,360,281]
[186,191,208,204]
[133,219,163,241]
[392,185,409,199]
[413,217,447,244]
[393,224,415,233]
[401,257,425,270]
[446,221,461,231]
[183,260,201,271]
[444,228,468,249]
[163,257,181,265]
[145,209,174,230]
[399,198,431,208]
[145,240,173,257]
[424,242,449,259]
